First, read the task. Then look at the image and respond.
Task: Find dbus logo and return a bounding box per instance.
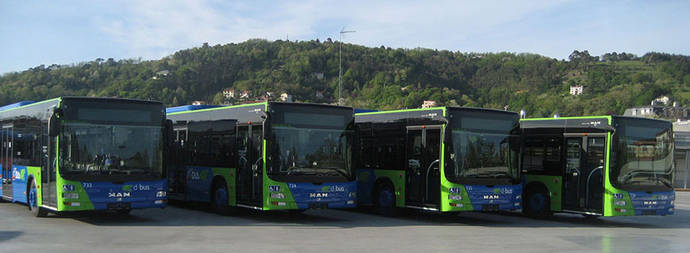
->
[322,186,346,192]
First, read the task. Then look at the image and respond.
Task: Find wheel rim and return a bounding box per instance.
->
[378,188,394,208]
[29,184,37,209]
[215,187,228,208]
[529,193,546,213]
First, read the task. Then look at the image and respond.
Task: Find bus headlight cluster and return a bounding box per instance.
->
[156,191,166,198]
[270,193,285,199]
[348,192,357,198]
[516,195,521,200]
[448,195,462,201]
[614,201,626,206]
[670,200,674,206]
[62,193,79,199]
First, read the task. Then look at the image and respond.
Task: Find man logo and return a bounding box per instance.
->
[483,194,499,200]
[310,193,328,198]
[108,192,131,198]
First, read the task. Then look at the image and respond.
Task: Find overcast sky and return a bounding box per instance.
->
[1,0,689,74]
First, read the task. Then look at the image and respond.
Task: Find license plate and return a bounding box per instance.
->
[107,202,131,210]
[309,203,328,209]
[482,204,499,211]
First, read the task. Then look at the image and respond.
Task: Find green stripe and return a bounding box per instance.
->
[356,107,446,116]
[168,102,268,115]
[520,115,612,121]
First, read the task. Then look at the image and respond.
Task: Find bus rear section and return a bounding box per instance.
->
[520,116,674,217]
[354,107,522,214]
[167,102,357,213]
[1,97,168,216]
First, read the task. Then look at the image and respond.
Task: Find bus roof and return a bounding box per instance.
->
[166,105,223,114]
[0,101,36,112]
[354,108,378,113]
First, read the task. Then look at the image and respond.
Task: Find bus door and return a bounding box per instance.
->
[563,134,605,213]
[169,125,188,197]
[237,124,263,206]
[1,125,12,199]
[405,125,442,207]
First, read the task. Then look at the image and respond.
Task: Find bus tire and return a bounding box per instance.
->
[28,179,47,217]
[374,182,398,216]
[116,209,132,216]
[524,188,551,218]
[211,180,232,215]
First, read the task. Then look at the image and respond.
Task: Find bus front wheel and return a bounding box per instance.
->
[28,179,47,217]
[374,182,398,216]
[211,182,232,215]
[524,189,551,218]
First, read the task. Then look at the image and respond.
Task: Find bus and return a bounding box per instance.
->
[355,107,522,214]
[520,116,675,217]
[166,102,357,213]
[0,97,168,217]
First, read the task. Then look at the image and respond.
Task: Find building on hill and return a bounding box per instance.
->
[569,85,584,95]
[624,105,690,120]
[222,88,235,98]
[422,100,437,108]
[651,96,670,106]
[192,100,206,105]
[239,90,251,99]
[280,93,293,102]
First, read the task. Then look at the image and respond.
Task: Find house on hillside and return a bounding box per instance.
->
[239,90,251,99]
[312,72,325,80]
[569,85,584,95]
[222,88,235,98]
[192,101,206,105]
[280,93,293,102]
[152,70,170,80]
[652,96,670,106]
[422,100,437,108]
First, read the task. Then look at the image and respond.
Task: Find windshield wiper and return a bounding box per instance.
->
[320,167,349,178]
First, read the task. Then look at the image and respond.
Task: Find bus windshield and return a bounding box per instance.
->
[446,110,520,184]
[612,118,673,191]
[267,105,354,182]
[57,99,165,181]
[60,122,164,180]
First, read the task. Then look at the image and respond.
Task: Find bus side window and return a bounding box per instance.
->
[522,137,544,172]
[543,136,562,174]
[522,136,562,175]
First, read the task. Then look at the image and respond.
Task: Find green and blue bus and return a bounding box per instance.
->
[0,97,168,217]
[520,116,675,217]
[166,102,357,213]
[355,107,522,214]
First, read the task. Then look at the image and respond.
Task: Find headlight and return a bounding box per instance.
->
[670,200,674,206]
[270,193,285,199]
[614,201,626,206]
[516,195,521,200]
[348,192,357,198]
[449,195,462,201]
[62,193,79,199]
[156,191,166,198]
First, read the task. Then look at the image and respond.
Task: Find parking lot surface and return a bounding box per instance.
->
[2,192,690,253]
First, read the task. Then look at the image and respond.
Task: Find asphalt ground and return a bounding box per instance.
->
[2,192,690,253]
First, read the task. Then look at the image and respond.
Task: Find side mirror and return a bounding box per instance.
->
[261,111,270,139]
[48,111,60,137]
